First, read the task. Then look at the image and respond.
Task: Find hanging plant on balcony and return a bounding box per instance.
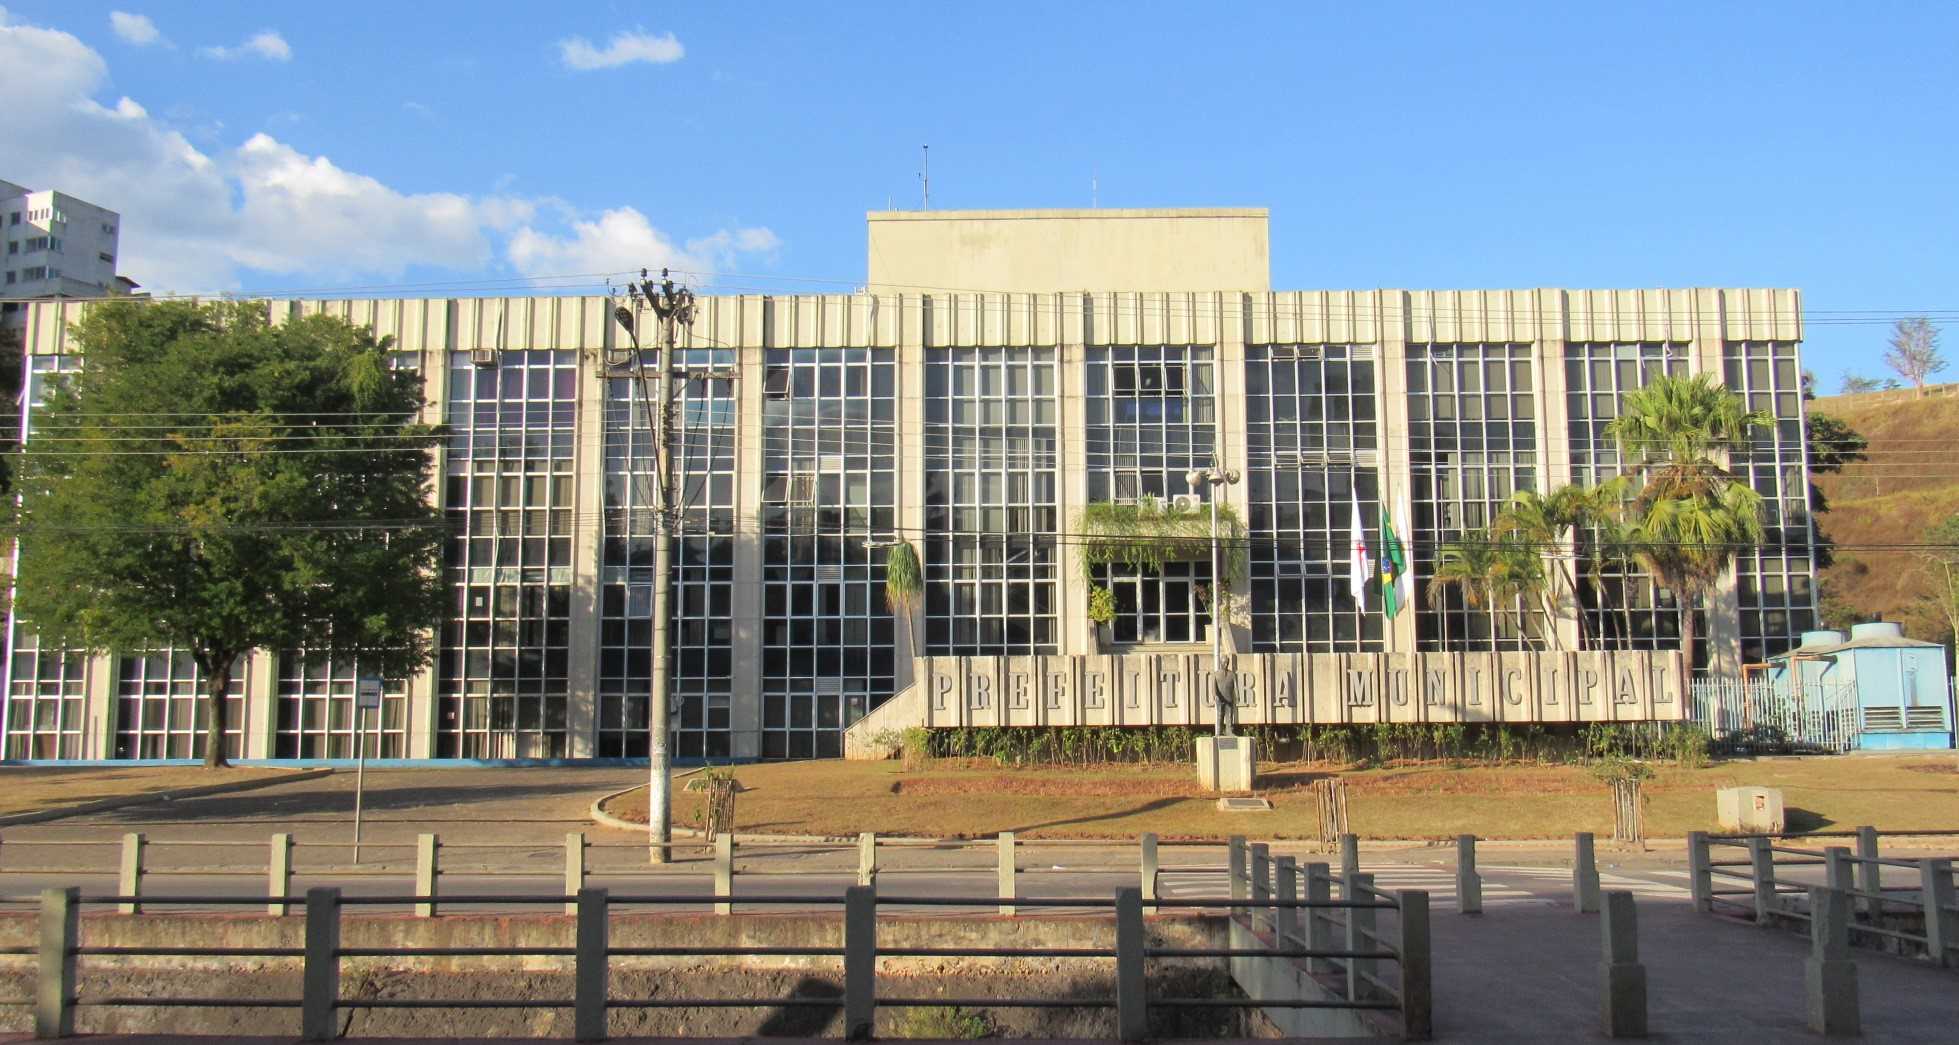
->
[885,540,924,614]
[1075,499,1249,591]
[1087,584,1118,626]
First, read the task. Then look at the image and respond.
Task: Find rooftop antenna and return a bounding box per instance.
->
[920,144,929,208]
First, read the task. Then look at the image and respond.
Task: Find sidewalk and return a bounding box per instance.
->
[1428,897,1959,1042]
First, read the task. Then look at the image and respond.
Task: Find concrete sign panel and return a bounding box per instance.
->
[921,650,1684,728]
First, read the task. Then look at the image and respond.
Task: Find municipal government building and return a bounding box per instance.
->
[4,209,1817,762]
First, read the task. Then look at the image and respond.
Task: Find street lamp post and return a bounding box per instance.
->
[1187,467,1241,739]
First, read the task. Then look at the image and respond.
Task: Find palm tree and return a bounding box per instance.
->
[1570,478,1642,644]
[1493,486,1591,649]
[1427,528,1552,649]
[1606,373,1771,698]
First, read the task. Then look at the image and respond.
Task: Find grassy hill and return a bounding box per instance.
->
[1810,383,1959,646]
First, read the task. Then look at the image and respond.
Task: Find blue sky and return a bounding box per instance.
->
[3,2,1955,386]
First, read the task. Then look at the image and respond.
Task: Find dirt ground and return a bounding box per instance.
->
[605,751,1959,841]
[0,765,299,818]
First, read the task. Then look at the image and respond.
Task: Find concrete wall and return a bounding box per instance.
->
[868,208,1270,293]
[918,650,1687,727]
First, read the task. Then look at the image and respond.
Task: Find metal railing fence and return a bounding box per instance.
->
[9,871,1433,1042]
[0,829,1244,918]
[1222,836,1430,1039]
[1687,827,1959,967]
[1688,678,1863,753]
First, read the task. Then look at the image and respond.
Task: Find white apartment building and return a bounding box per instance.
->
[1,180,128,334]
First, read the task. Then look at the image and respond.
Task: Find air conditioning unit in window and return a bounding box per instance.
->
[471,347,497,367]
[1171,493,1204,511]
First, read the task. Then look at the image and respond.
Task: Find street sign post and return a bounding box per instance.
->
[353,678,383,863]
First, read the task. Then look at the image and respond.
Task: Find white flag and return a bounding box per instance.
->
[1349,486,1372,604]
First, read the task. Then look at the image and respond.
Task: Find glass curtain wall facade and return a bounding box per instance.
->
[114,650,246,759]
[436,350,577,758]
[1245,344,1384,651]
[598,349,739,758]
[922,348,1060,655]
[5,625,86,759]
[1405,343,1541,650]
[1563,342,1694,651]
[274,654,408,758]
[1724,340,1819,663]
[761,348,898,757]
[1084,346,1217,644]
[0,288,1816,761]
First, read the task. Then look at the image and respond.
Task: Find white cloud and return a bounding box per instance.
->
[558,29,682,71]
[0,13,774,295]
[508,208,777,281]
[402,100,435,120]
[200,29,289,62]
[108,11,162,46]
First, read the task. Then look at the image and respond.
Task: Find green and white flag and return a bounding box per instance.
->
[1379,494,1411,619]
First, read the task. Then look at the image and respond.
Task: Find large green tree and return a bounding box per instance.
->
[1606,373,1770,697]
[11,301,446,767]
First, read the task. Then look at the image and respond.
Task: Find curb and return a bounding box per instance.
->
[0,767,335,827]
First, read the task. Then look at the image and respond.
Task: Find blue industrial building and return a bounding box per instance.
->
[1769,623,1955,751]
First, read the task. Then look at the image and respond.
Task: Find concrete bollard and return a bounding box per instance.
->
[1598,890,1647,1037]
[1345,870,1376,1001]
[1686,831,1713,913]
[997,832,1016,917]
[1339,833,1359,880]
[1398,890,1433,1041]
[1573,832,1600,914]
[1854,826,1880,920]
[857,832,877,889]
[35,887,77,1039]
[574,888,609,1042]
[1250,843,1271,933]
[1114,888,1148,1043]
[1139,832,1159,911]
[415,833,438,918]
[1456,834,1482,915]
[843,885,877,1040]
[564,832,586,916]
[1806,887,1859,1036]
[118,832,145,915]
[714,832,734,916]
[1303,862,1331,975]
[1746,836,1776,923]
[1920,858,1956,969]
[269,833,295,917]
[301,887,341,1041]
[1274,856,1300,949]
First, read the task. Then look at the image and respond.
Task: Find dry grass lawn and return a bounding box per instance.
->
[604,752,1959,841]
[0,766,295,818]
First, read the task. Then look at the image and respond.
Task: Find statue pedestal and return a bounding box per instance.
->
[1196,735,1257,793]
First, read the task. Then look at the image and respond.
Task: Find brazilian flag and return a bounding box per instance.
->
[1378,507,1408,619]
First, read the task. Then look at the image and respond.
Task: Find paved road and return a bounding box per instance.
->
[2,767,1958,1040]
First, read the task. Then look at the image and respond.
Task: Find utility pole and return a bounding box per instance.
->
[614,269,694,863]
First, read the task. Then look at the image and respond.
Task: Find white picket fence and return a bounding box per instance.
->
[1688,679,1863,753]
